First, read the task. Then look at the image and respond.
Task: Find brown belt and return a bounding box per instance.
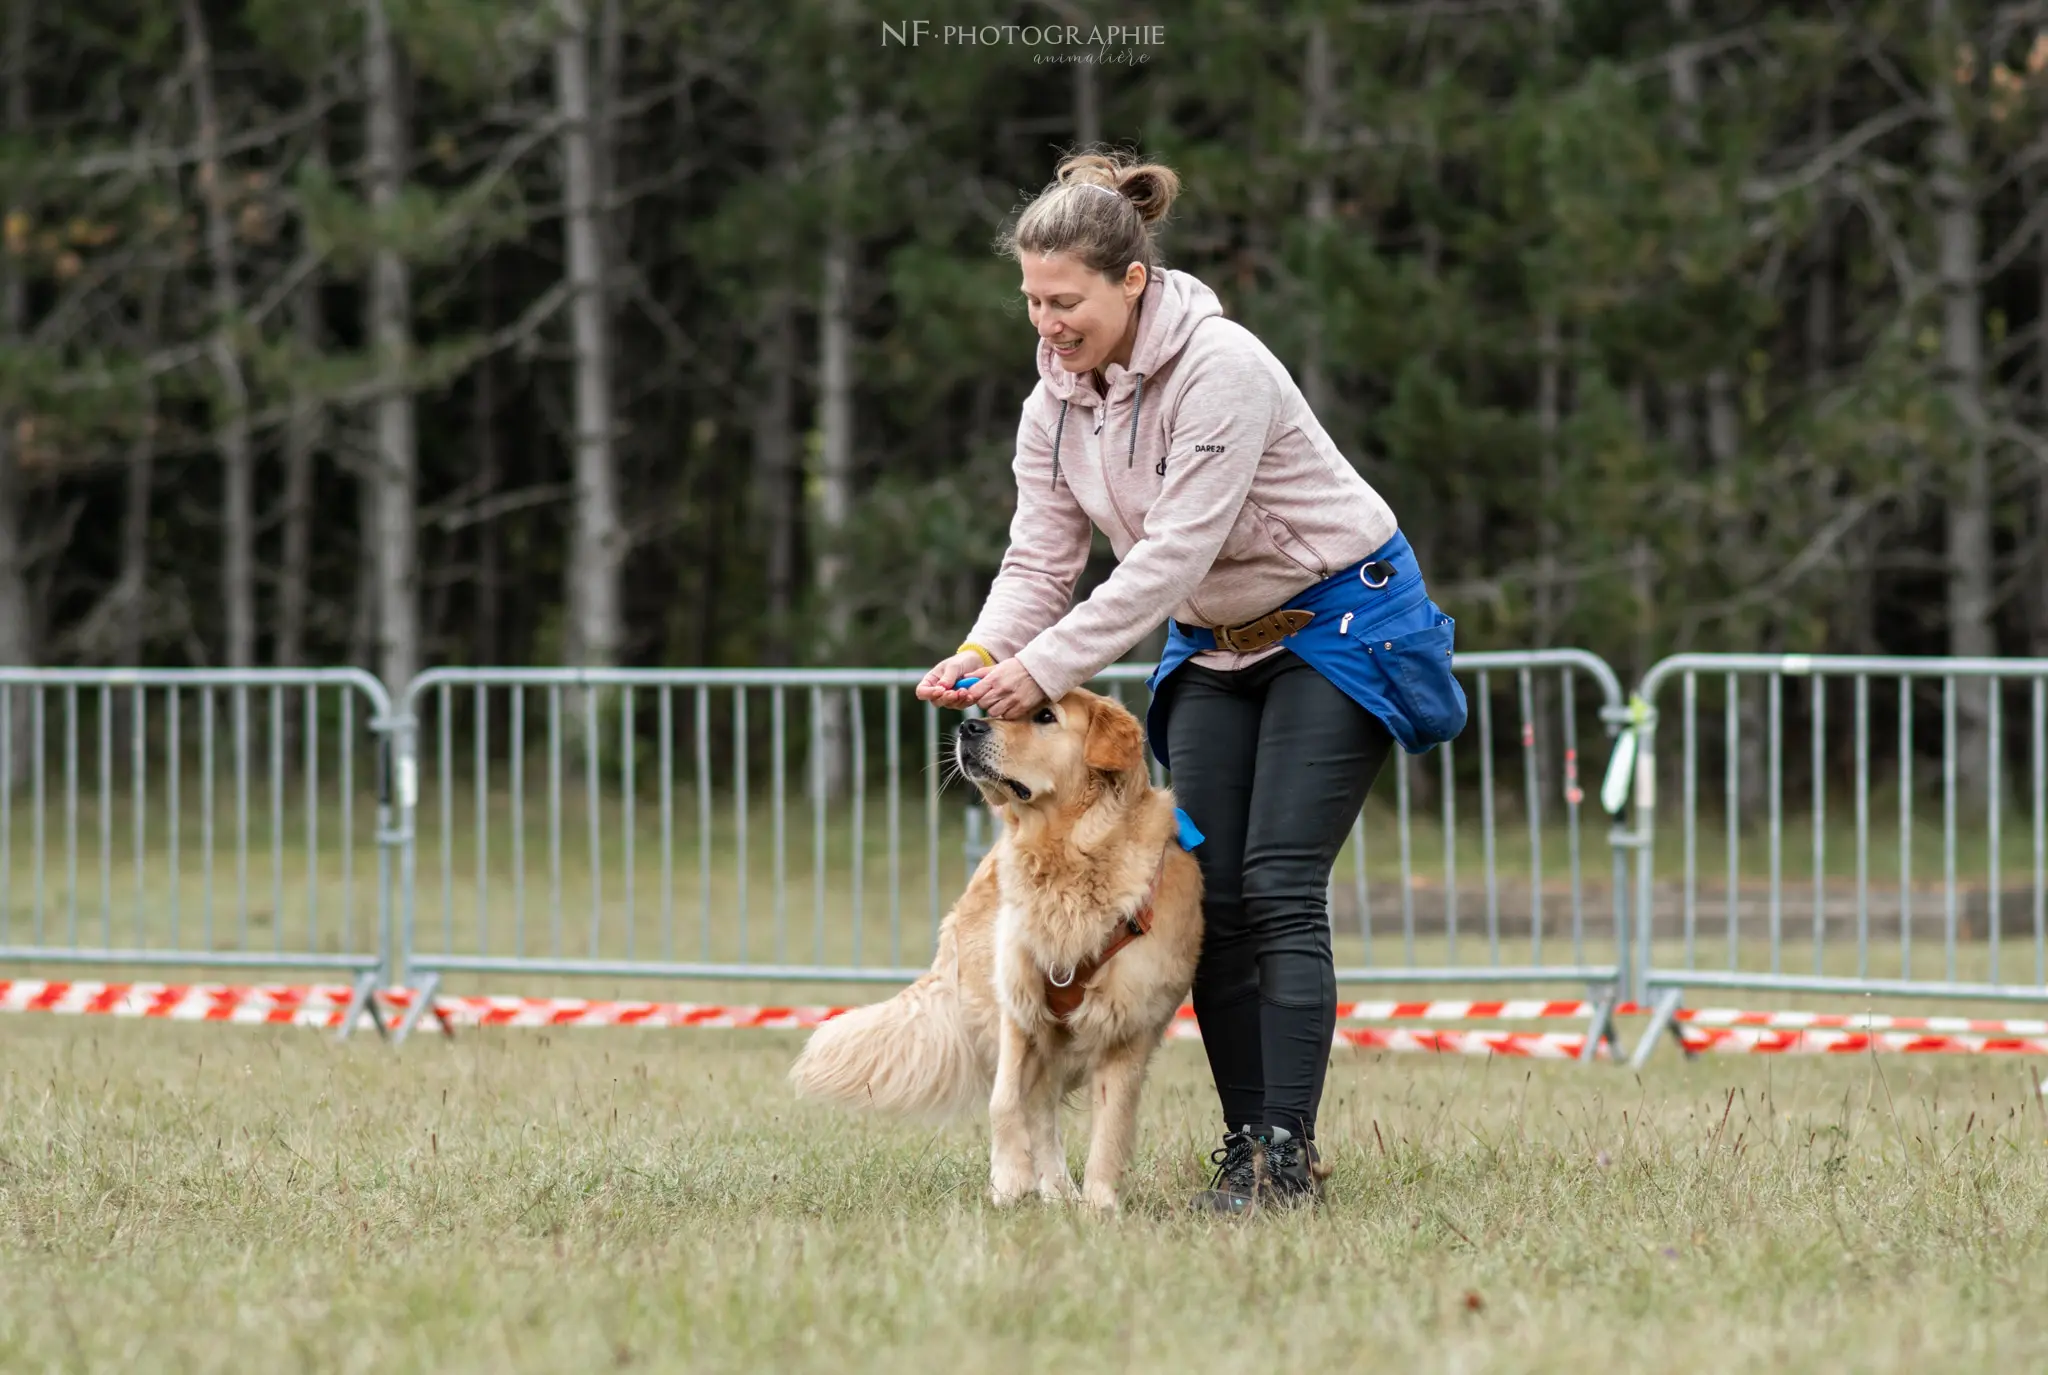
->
[1208,608,1315,654]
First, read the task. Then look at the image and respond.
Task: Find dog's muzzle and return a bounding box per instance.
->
[953,721,1032,801]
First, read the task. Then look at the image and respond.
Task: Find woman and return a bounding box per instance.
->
[916,151,1466,1213]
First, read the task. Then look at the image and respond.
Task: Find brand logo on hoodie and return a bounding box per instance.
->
[1192,443,1225,454]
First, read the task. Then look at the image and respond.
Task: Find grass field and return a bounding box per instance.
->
[5,1017,2048,1373]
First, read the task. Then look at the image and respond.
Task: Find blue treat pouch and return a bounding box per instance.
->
[1174,807,1205,851]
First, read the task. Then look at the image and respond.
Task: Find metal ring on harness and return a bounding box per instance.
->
[1048,964,1075,988]
[1359,559,1396,590]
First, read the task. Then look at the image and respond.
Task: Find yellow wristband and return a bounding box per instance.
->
[957,641,996,669]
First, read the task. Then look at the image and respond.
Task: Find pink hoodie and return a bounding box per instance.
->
[965,267,1401,701]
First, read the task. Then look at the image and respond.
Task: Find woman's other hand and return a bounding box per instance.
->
[966,657,1049,720]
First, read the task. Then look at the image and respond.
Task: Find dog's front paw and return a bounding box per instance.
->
[1037,1169,1081,1203]
[1081,1178,1120,1213]
[989,1158,1037,1206]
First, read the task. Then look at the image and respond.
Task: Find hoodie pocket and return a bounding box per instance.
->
[1252,501,1329,579]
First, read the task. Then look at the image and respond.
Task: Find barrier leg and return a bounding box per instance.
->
[393,971,444,1045]
[1578,985,1621,1062]
[336,970,388,1042]
[1628,985,1690,1069]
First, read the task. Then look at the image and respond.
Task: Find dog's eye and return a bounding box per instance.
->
[1032,708,1058,726]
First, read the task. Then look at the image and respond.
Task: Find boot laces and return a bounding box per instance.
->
[1207,1130,1258,1195]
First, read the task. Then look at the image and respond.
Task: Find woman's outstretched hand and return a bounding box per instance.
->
[916,651,990,711]
[915,651,1050,720]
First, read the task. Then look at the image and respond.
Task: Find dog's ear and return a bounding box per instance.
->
[1083,698,1146,775]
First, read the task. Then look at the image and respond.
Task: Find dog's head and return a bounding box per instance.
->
[951,688,1147,814]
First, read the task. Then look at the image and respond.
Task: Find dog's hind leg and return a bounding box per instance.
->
[1080,1039,1151,1212]
[988,1016,1044,1205]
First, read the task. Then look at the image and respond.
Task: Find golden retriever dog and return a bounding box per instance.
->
[788,688,1202,1211]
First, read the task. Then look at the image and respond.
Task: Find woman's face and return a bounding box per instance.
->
[1020,252,1146,377]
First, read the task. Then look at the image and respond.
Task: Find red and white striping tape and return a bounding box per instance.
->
[1168,1020,1599,1058]
[1339,1027,1598,1058]
[0,979,358,1027]
[1330,999,1613,1022]
[2,979,2045,1056]
[1674,1027,2048,1055]
[425,994,844,1030]
[0,981,851,1033]
[1338,1000,2048,1038]
[1670,1008,2048,1036]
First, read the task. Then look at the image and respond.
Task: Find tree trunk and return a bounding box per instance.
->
[1930,0,1995,800]
[0,0,34,789]
[1532,305,1563,794]
[1808,133,1877,656]
[348,462,377,672]
[1667,0,1762,814]
[2035,166,2048,660]
[115,273,164,669]
[810,8,858,797]
[182,0,256,668]
[1074,42,1099,148]
[364,0,419,693]
[1527,0,1566,796]
[475,258,501,667]
[1660,381,1696,465]
[1666,0,1742,488]
[1298,11,1334,425]
[556,0,624,669]
[814,226,853,797]
[1626,380,1655,683]
[1534,309,1561,644]
[276,226,323,672]
[755,289,798,666]
[597,0,623,270]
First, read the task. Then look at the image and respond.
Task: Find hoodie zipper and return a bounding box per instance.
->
[1095,383,1144,545]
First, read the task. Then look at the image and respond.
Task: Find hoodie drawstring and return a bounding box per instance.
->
[1051,372,1147,488]
[1050,399,1069,490]
[1126,373,1147,470]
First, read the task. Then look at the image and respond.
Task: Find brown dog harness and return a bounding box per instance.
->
[1044,844,1170,1022]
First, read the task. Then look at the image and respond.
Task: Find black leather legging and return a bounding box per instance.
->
[1161,650,1395,1141]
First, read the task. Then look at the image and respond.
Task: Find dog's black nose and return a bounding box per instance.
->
[957,718,990,739]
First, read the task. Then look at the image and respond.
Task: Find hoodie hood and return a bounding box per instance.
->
[1036,267,1224,406]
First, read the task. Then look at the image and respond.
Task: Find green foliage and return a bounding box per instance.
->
[12,0,2048,677]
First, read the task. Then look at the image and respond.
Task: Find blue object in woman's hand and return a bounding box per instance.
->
[954,677,980,689]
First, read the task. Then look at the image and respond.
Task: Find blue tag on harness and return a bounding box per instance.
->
[1174,807,1205,851]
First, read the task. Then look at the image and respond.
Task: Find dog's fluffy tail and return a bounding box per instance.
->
[788,967,988,1119]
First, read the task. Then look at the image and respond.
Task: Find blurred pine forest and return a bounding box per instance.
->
[5,0,2044,706]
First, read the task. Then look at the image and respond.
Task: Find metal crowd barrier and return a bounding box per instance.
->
[394,668,960,1035]
[0,668,403,1036]
[18,654,2047,1063]
[394,654,1634,1049]
[1620,654,2048,1065]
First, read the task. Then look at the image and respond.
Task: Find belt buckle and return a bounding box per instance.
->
[1359,559,1396,590]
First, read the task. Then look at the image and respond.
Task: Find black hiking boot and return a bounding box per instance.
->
[1248,1124,1325,1208]
[1189,1127,1259,1215]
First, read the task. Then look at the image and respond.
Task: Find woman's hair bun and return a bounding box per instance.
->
[997,146,1183,276]
[1054,150,1180,226]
